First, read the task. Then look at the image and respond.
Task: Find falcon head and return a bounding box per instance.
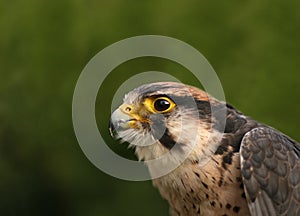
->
[109,82,300,215]
[109,82,225,164]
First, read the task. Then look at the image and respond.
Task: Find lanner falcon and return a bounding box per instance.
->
[109,82,300,216]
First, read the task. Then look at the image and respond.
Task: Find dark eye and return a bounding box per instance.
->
[154,99,171,112]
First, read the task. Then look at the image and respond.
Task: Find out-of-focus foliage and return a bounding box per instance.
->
[1,0,300,215]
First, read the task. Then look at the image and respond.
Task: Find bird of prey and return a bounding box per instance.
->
[109,82,300,216]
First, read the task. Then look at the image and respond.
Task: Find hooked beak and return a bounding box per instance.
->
[109,104,151,138]
[109,108,137,137]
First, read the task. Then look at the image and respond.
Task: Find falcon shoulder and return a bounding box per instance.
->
[240,127,300,215]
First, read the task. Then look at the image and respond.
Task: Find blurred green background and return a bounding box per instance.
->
[1,0,300,215]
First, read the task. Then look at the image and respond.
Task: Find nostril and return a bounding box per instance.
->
[125,106,132,112]
[120,104,134,114]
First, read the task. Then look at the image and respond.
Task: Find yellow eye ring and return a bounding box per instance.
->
[144,97,176,113]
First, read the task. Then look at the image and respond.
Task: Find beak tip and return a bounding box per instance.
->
[109,119,117,138]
